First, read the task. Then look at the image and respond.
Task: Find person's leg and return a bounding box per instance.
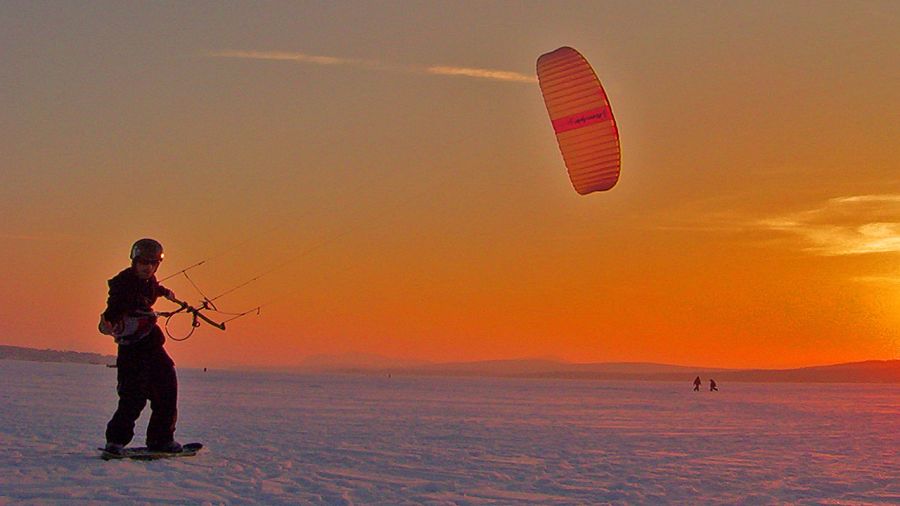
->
[105,352,148,446]
[146,347,178,449]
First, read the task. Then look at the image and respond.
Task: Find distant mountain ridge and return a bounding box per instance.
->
[0,345,114,366]
[300,352,428,370]
[300,354,900,384]
[710,360,900,384]
[4,345,897,383]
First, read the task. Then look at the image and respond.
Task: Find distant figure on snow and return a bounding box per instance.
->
[709,378,718,391]
[98,238,183,456]
[693,376,702,391]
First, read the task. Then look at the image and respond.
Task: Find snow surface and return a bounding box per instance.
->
[1,359,897,505]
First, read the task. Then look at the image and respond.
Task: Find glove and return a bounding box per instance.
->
[98,315,123,336]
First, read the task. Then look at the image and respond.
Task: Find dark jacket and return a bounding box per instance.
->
[103,268,170,348]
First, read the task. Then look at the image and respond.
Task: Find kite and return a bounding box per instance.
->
[537,47,621,194]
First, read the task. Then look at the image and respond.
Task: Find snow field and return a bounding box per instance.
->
[1,360,897,504]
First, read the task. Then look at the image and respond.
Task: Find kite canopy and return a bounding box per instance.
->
[536,47,621,195]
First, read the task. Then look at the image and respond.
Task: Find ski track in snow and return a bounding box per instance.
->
[0,360,897,505]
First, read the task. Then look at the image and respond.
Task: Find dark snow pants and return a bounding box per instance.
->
[105,327,178,447]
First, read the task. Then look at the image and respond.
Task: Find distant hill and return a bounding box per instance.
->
[388,359,731,378]
[0,345,114,366]
[712,360,900,384]
[303,355,900,384]
[4,345,898,383]
[513,360,900,384]
[300,352,429,371]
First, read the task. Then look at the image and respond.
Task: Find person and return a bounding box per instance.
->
[709,378,718,391]
[693,376,702,391]
[99,238,182,454]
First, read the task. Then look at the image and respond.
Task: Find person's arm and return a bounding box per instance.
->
[103,277,130,323]
[100,277,130,335]
[155,281,176,302]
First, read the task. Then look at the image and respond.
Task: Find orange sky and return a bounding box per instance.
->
[1,1,898,369]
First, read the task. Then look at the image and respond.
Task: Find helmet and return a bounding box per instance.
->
[130,238,164,262]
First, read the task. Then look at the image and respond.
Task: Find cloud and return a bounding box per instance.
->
[754,194,900,256]
[425,65,536,83]
[852,274,900,285]
[209,50,536,83]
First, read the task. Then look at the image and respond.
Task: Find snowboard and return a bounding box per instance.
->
[98,442,203,461]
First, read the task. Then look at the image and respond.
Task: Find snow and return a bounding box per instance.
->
[1,360,897,504]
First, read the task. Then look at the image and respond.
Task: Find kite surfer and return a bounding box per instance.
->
[99,238,183,455]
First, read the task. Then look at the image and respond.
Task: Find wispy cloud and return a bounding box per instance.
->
[425,66,536,83]
[754,194,900,256]
[209,50,536,83]
[852,274,900,285]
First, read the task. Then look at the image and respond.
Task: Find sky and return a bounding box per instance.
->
[1,1,898,369]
